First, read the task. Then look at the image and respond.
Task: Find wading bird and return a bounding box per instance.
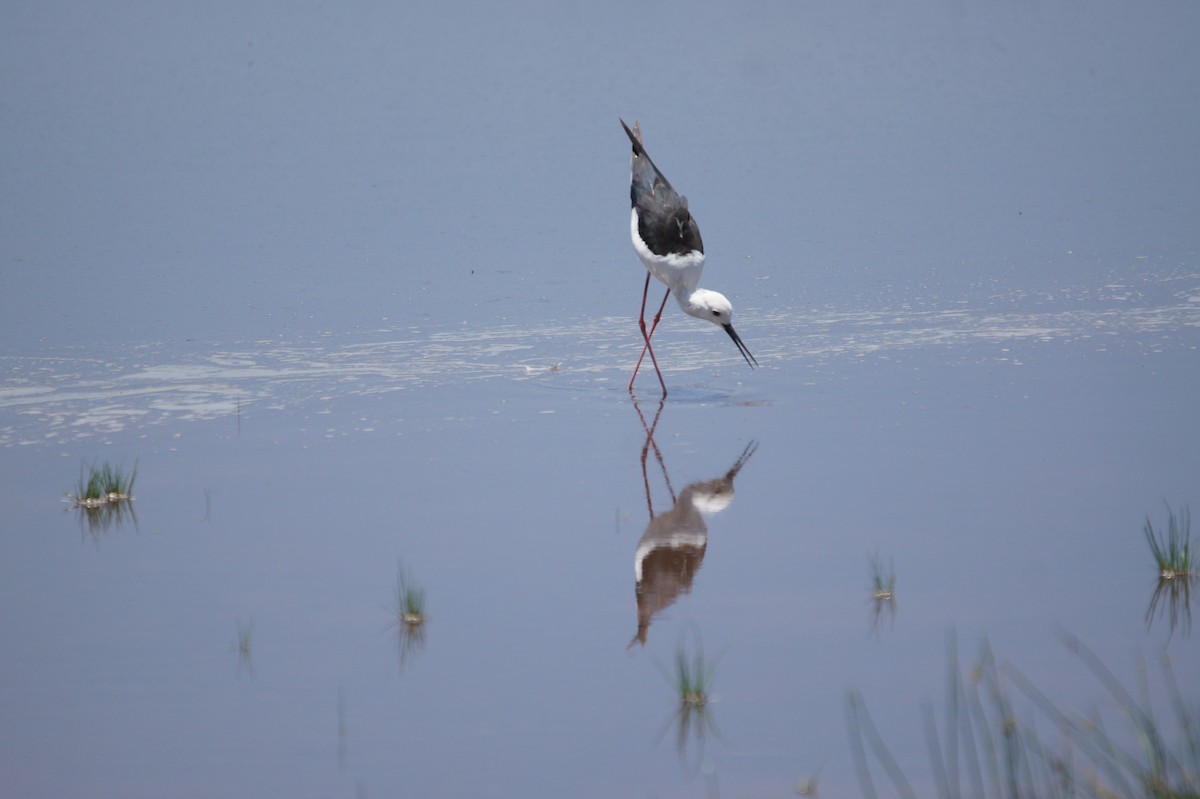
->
[621,119,757,397]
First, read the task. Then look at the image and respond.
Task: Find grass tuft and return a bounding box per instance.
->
[869,549,897,635]
[392,561,426,626]
[65,460,139,536]
[847,633,1200,799]
[386,560,427,672]
[654,627,723,770]
[67,460,137,507]
[1144,503,1197,637]
[1145,504,1193,580]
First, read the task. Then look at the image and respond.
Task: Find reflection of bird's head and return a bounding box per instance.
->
[690,487,734,515]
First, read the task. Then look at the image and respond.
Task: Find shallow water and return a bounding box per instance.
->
[3,1,1199,797]
[3,283,1198,797]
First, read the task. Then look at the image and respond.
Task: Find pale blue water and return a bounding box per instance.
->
[2,1,1199,797]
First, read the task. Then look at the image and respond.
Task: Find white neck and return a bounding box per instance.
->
[678,289,713,319]
[679,288,730,324]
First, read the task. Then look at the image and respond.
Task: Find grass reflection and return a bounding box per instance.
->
[655,628,723,771]
[385,560,427,672]
[1145,504,1196,637]
[794,768,823,797]
[847,632,1200,799]
[231,617,254,678]
[64,460,139,537]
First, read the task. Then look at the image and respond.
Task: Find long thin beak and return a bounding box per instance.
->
[723,324,758,369]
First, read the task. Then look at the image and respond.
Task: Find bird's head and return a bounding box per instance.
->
[685,290,758,369]
[686,289,735,328]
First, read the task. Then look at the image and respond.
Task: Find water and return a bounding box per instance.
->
[3,1,1199,797]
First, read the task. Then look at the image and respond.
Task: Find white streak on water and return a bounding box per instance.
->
[1,295,1197,447]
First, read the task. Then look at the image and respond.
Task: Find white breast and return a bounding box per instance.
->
[630,208,706,297]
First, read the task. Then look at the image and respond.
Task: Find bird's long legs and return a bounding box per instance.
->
[628,273,671,397]
[632,399,674,517]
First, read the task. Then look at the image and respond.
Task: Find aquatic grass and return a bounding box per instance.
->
[869,550,897,635]
[68,459,137,506]
[847,633,1200,799]
[66,460,139,536]
[385,560,427,671]
[232,618,254,678]
[1144,504,1196,636]
[794,768,823,797]
[667,644,714,708]
[236,618,253,656]
[1145,504,1194,580]
[390,560,426,626]
[846,688,918,799]
[1005,633,1200,799]
[654,628,723,770]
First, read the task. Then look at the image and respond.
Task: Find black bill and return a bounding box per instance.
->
[723,324,758,369]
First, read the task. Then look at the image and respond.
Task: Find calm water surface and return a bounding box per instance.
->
[2,1,1199,797]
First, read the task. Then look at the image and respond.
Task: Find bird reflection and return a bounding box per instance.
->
[629,401,757,648]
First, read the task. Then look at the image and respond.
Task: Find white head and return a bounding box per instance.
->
[684,288,734,327]
[683,289,758,368]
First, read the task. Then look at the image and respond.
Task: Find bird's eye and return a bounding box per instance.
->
[712,310,722,317]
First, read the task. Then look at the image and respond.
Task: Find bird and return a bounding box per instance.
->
[620,119,757,397]
[628,401,758,646]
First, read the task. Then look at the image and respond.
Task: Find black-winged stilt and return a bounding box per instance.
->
[620,119,757,397]
[629,401,758,646]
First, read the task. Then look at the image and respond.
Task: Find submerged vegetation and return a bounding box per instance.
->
[847,632,1200,799]
[1144,503,1197,636]
[65,460,139,535]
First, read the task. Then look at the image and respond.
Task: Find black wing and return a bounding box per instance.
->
[621,119,704,257]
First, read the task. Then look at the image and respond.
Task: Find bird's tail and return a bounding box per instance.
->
[619,118,646,156]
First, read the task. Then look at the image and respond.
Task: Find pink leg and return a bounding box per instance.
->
[628,274,653,390]
[632,290,671,381]
[641,290,670,398]
[629,276,671,397]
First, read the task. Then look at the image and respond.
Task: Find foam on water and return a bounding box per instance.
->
[2,289,1197,447]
